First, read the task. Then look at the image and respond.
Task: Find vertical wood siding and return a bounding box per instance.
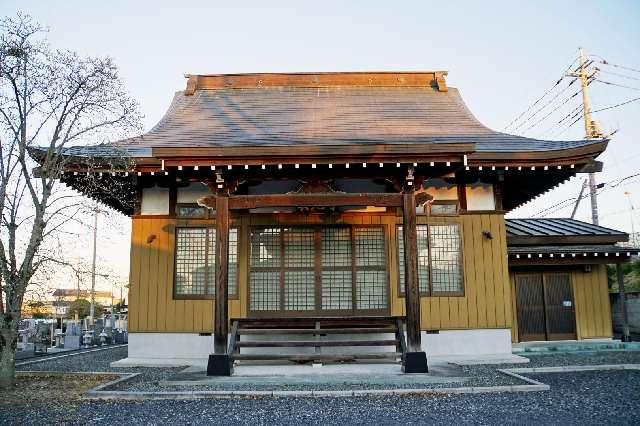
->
[129,213,512,333]
[573,265,613,339]
[128,217,242,333]
[509,265,613,342]
[394,213,512,331]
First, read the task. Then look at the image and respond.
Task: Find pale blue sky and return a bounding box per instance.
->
[3,1,640,288]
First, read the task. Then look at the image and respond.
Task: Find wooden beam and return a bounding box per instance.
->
[402,189,422,353]
[214,195,230,354]
[198,192,432,210]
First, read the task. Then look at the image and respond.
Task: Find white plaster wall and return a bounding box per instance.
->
[177,183,211,204]
[141,186,169,215]
[423,329,512,356]
[127,329,512,360]
[129,333,215,359]
[466,183,495,211]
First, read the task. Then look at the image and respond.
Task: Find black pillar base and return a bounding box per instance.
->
[206,354,233,376]
[403,351,428,373]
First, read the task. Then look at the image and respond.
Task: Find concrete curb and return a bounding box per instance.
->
[16,345,127,367]
[21,363,638,400]
[84,384,552,400]
[499,364,640,374]
[83,368,550,399]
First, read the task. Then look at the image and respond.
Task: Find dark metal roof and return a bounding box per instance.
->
[508,244,638,255]
[506,218,628,245]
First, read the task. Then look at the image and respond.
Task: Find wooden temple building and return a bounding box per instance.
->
[42,71,639,374]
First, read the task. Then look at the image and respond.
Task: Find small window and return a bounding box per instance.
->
[176,203,208,218]
[174,227,238,298]
[429,201,459,216]
[397,224,463,296]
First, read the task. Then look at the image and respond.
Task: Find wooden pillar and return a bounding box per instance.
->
[617,263,630,342]
[214,195,230,354]
[402,189,422,352]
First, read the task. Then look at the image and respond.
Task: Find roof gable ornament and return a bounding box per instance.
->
[182,71,449,94]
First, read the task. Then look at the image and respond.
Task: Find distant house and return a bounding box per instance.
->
[51,289,119,316]
[35,71,639,374]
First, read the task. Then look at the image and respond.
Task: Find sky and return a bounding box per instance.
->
[3,0,640,296]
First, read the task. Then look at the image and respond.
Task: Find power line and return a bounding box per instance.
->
[591,96,640,114]
[595,59,640,75]
[521,90,582,133]
[510,81,578,132]
[504,77,566,130]
[595,68,640,81]
[531,172,640,217]
[548,111,584,138]
[504,56,579,131]
[594,79,640,91]
[540,104,583,137]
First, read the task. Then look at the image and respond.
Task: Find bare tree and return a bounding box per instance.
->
[0,13,141,388]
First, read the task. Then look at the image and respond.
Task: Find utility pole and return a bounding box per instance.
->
[570,180,587,219]
[89,209,98,325]
[624,192,636,246]
[568,48,602,225]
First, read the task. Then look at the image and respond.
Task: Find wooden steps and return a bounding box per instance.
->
[233,353,402,362]
[237,340,398,348]
[238,327,396,335]
[228,316,407,364]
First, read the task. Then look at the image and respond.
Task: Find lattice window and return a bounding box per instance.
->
[249,271,280,311]
[283,228,315,311]
[175,228,207,296]
[429,225,462,294]
[284,271,315,310]
[397,226,430,294]
[250,228,281,311]
[321,228,353,310]
[354,227,388,310]
[174,227,238,298]
[354,227,385,267]
[249,225,388,314]
[397,224,463,295]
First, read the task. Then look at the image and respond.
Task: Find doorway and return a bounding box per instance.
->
[516,272,577,341]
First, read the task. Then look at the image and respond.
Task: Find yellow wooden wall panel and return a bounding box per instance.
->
[491,215,506,327]
[509,272,518,342]
[565,267,612,339]
[597,266,613,337]
[147,220,160,332]
[585,270,597,336]
[128,212,512,333]
[461,217,478,329]
[138,219,151,331]
[471,216,488,327]
[128,219,142,332]
[154,218,169,332]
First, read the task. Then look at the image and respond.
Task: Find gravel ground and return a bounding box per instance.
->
[17,346,522,392]
[523,350,640,367]
[5,346,640,425]
[16,346,640,393]
[2,369,639,425]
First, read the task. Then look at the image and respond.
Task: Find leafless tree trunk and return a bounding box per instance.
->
[0,13,140,388]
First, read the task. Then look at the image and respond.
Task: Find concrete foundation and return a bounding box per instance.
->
[111,329,514,367]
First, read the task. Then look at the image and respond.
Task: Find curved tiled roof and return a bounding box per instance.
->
[112,85,598,153]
